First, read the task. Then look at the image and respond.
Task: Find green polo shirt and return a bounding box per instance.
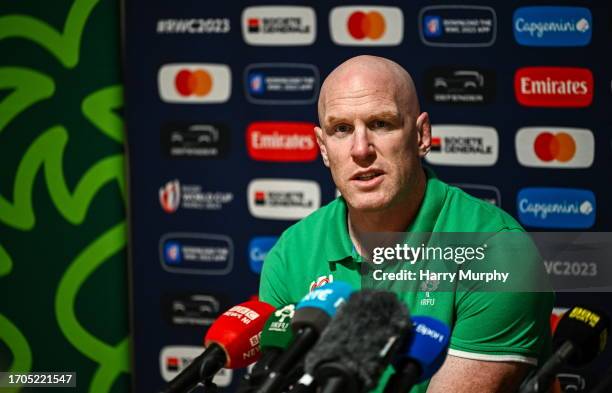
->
[259,169,553,393]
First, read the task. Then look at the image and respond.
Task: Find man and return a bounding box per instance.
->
[259,55,552,392]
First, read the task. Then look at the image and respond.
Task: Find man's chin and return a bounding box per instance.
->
[345,196,390,213]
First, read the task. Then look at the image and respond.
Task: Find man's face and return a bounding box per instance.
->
[316,75,427,212]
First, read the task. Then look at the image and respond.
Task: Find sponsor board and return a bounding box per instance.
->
[517,188,595,229]
[162,293,226,327]
[248,236,278,274]
[247,179,321,220]
[514,67,593,108]
[513,6,592,47]
[156,18,230,34]
[159,346,232,386]
[246,121,317,162]
[515,127,594,168]
[452,183,501,206]
[159,179,233,212]
[419,5,496,47]
[425,67,495,104]
[241,6,316,45]
[245,63,319,105]
[161,123,229,158]
[425,125,498,166]
[158,64,231,103]
[160,233,233,275]
[329,6,403,46]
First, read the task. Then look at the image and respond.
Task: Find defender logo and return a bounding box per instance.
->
[425,67,495,104]
[161,123,230,158]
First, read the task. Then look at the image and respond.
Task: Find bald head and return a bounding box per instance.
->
[318,55,420,126]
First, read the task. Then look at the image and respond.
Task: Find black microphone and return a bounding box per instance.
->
[304,289,410,393]
[520,305,609,393]
[256,281,354,393]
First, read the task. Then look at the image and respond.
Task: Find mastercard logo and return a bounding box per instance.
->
[347,11,386,40]
[158,63,231,103]
[534,132,575,162]
[330,6,403,46]
[175,69,213,97]
[515,127,593,168]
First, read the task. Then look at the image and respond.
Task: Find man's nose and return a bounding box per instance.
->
[350,123,375,163]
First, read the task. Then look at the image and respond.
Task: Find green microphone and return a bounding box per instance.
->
[238,304,296,393]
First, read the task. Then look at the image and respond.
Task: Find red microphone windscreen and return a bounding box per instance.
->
[204,300,275,369]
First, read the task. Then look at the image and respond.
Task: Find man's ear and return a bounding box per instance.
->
[314,126,330,167]
[415,112,431,158]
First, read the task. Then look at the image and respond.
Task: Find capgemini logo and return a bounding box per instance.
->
[159,179,181,213]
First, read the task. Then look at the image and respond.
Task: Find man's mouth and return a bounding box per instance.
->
[355,173,381,181]
[351,170,384,183]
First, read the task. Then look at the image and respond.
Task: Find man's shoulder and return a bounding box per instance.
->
[440,181,523,232]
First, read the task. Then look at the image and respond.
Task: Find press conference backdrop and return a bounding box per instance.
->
[123,2,612,392]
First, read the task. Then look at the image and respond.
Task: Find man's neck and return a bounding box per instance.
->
[347,169,427,255]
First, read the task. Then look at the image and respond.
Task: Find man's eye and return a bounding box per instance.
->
[334,124,351,133]
[371,120,387,129]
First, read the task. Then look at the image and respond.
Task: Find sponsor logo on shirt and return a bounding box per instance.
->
[515,127,594,168]
[248,236,278,274]
[159,179,233,212]
[419,5,497,47]
[158,64,231,103]
[245,63,319,104]
[453,183,501,206]
[425,67,495,104]
[309,274,334,292]
[517,188,596,229]
[513,6,592,47]
[161,123,230,158]
[246,122,318,162]
[425,125,498,166]
[241,6,316,45]
[329,6,403,46]
[162,292,226,327]
[514,67,593,108]
[160,346,232,385]
[156,18,230,34]
[160,233,234,275]
[248,179,321,220]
